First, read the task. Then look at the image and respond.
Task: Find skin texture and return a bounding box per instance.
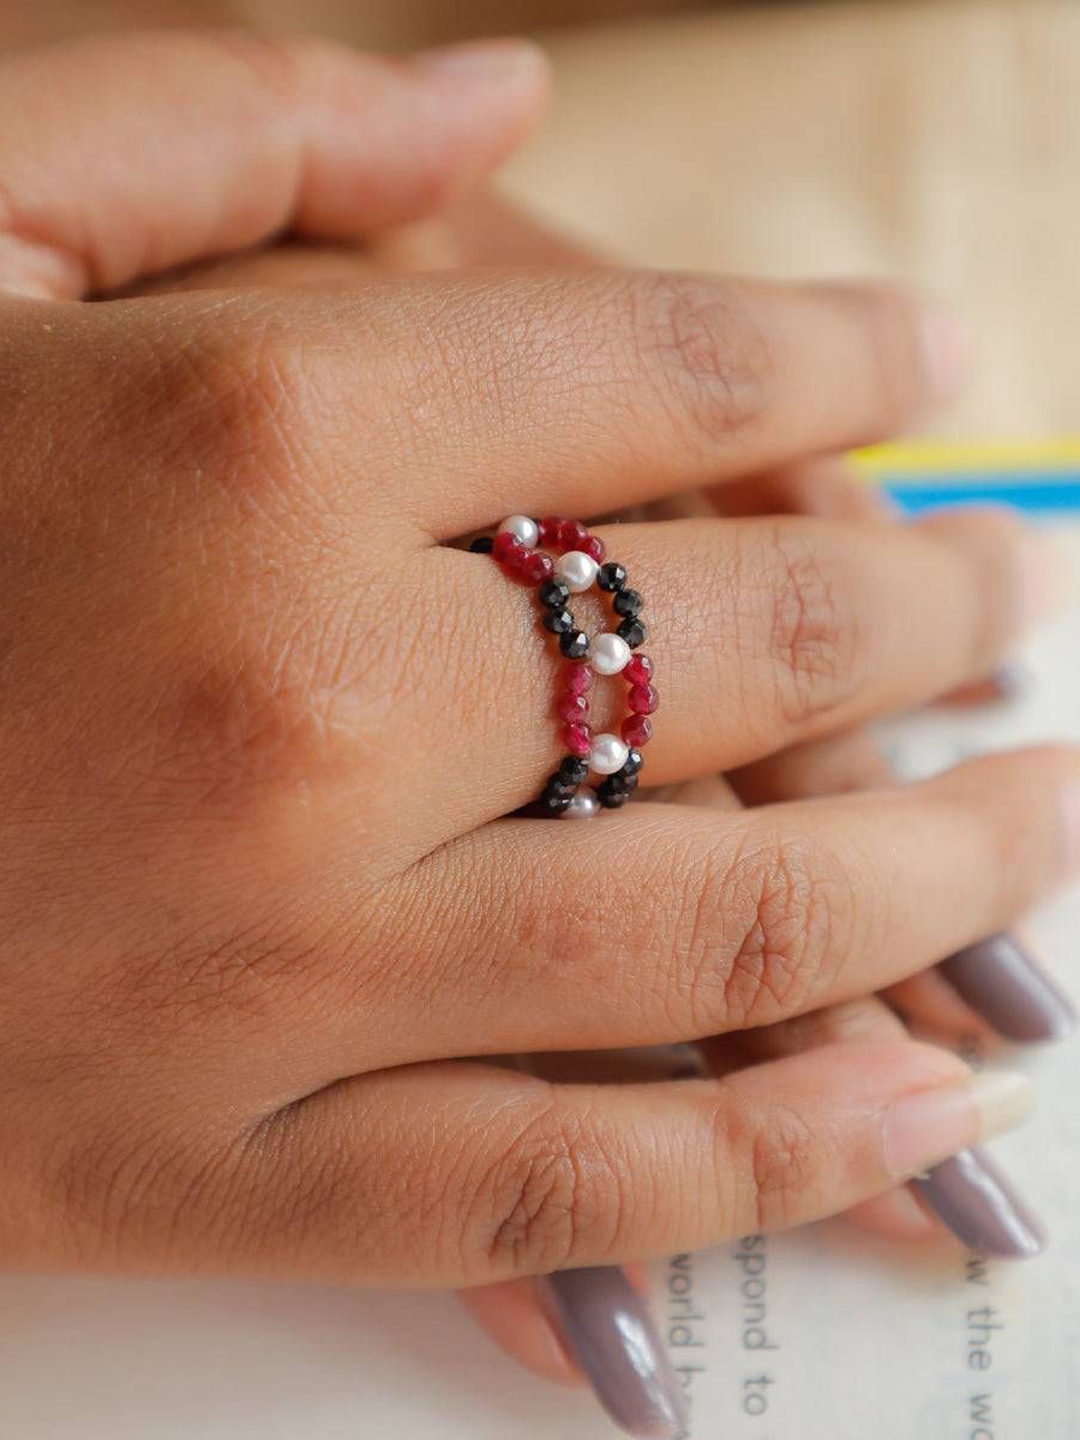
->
[0,27,1076,1329]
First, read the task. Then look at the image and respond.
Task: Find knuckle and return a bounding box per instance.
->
[38,1112,229,1266]
[711,831,855,1029]
[463,1102,621,1279]
[623,273,773,449]
[760,524,865,729]
[718,1098,822,1233]
[138,303,323,522]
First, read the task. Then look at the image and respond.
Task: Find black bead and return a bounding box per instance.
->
[613,588,644,618]
[547,775,577,799]
[539,579,571,610]
[559,630,590,659]
[606,771,640,797]
[543,607,575,635]
[557,755,589,786]
[617,749,644,778]
[617,616,647,648]
[597,562,628,592]
[469,536,494,554]
[542,787,573,814]
[596,779,630,809]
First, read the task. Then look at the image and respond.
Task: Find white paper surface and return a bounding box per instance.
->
[3,525,1079,1440]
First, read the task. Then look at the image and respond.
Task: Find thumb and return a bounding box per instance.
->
[0,31,548,299]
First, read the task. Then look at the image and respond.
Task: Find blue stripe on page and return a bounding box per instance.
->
[883,476,1080,514]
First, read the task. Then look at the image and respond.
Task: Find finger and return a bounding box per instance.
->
[666,772,1047,1257]
[460,1265,689,1439]
[703,996,944,1243]
[374,189,603,272]
[326,271,965,533]
[707,455,899,523]
[242,1043,1028,1286]
[701,994,1047,1258]
[730,730,1078,1045]
[367,745,1080,1062]
[0,31,548,298]
[125,191,600,298]
[459,1279,584,1387]
[709,463,1046,709]
[443,505,1060,828]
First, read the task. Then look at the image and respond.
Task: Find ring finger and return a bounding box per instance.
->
[434,501,1064,835]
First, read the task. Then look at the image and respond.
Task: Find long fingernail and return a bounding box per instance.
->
[911,1147,1047,1258]
[413,37,548,85]
[987,661,1034,701]
[538,1268,688,1440]
[919,304,971,401]
[938,933,1077,1042]
[883,1069,1035,1178]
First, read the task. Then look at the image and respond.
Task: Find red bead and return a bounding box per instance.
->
[558,692,590,723]
[580,535,606,563]
[566,663,594,696]
[624,653,654,687]
[557,519,588,552]
[493,531,524,565]
[622,714,653,747]
[628,683,659,715]
[562,721,593,757]
[521,551,555,584]
[539,516,566,545]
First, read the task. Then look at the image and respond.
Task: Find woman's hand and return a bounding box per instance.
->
[0,31,1075,1304]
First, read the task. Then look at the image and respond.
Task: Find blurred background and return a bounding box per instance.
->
[11,0,1079,438]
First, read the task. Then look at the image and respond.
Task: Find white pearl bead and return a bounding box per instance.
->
[562,790,600,820]
[498,514,539,548]
[555,550,599,594]
[590,632,631,676]
[590,733,630,776]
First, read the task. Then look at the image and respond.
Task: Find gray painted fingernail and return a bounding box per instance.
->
[539,1267,688,1439]
[912,1147,1048,1258]
[988,662,1033,701]
[938,932,1077,1042]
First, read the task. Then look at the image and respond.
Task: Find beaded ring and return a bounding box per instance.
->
[471,515,659,818]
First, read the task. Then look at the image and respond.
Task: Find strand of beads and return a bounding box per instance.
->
[479,515,658,817]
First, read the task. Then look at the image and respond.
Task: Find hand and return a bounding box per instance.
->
[1,25,1074,1314]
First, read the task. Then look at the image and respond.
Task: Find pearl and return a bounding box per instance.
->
[555,550,599,594]
[498,514,539,548]
[590,733,630,775]
[562,790,600,820]
[590,632,631,676]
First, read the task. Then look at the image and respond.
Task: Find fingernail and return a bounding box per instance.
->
[1018,528,1075,628]
[938,933,1077,1042]
[912,1147,1047,1258]
[919,304,971,401]
[883,1070,1035,1179]
[413,37,548,85]
[538,1268,688,1440]
[986,661,1033,701]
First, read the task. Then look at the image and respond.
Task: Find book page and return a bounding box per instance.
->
[2,525,1078,1440]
